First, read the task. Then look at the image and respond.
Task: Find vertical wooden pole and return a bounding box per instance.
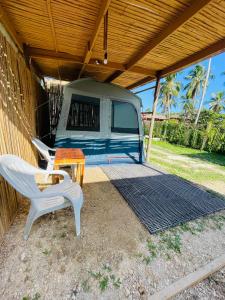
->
[146,75,161,162]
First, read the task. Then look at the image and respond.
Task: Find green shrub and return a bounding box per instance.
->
[143,110,225,154]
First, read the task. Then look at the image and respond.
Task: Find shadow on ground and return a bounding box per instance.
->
[181,152,225,168]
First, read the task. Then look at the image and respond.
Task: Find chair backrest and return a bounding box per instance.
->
[32,138,51,162]
[0,154,41,198]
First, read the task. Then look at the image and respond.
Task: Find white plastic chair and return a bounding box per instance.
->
[31,137,56,172]
[0,154,83,240]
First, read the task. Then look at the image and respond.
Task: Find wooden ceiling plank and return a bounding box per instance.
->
[0,4,23,52]
[46,0,58,51]
[46,0,61,79]
[160,38,225,77]
[78,0,112,78]
[128,38,225,90]
[107,0,212,83]
[126,76,155,90]
[127,0,213,68]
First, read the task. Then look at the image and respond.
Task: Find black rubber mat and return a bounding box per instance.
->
[102,164,225,234]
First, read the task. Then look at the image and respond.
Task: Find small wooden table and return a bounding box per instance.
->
[54,148,85,186]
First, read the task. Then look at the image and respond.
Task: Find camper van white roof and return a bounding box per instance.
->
[65,78,142,104]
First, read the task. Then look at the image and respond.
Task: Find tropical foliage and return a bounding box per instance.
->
[144,59,225,154]
[159,74,181,119]
[184,64,207,105]
[151,112,225,154]
[209,91,225,113]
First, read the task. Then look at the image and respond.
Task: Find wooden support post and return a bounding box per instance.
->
[146,75,161,161]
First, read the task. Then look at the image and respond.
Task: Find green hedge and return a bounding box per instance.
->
[144,118,225,154]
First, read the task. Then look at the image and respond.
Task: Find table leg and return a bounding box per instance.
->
[53,165,60,184]
[71,165,75,182]
[80,163,85,187]
[76,163,80,184]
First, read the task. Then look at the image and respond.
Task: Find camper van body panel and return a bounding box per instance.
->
[55,79,144,164]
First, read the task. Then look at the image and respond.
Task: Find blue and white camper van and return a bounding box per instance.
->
[55,78,144,165]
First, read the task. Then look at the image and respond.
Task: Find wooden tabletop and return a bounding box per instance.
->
[54,148,85,166]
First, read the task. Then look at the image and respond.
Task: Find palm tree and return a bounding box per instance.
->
[195,58,212,125]
[159,74,181,119]
[209,91,225,113]
[181,96,194,121]
[184,64,206,108]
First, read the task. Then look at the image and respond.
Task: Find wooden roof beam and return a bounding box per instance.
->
[78,0,112,78]
[0,4,23,52]
[26,47,156,77]
[160,38,225,77]
[27,47,83,63]
[107,0,212,83]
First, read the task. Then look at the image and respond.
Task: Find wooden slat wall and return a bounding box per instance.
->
[0,29,37,240]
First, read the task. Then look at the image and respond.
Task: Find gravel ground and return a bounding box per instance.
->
[0,166,225,299]
[175,268,225,299]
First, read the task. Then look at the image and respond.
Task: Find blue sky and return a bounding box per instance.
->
[133,52,225,113]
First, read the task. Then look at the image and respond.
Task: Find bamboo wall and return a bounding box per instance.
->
[0,29,38,240]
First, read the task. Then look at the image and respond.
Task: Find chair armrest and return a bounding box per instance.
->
[36,169,71,183]
[47,170,71,181]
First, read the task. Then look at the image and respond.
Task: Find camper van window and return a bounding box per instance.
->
[111,100,139,134]
[66,94,100,131]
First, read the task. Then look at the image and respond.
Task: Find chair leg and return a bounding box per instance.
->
[45,163,53,182]
[74,205,81,236]
[23,206,38,240]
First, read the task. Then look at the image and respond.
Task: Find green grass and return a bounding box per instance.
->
[42,249,51,255]
[152,140,204,155]
[152,140,225,167]
[87,265,121,292]
[151,156,225,182]
[99,276,109,292]
[150,141,225,183]
[22,293,41,300]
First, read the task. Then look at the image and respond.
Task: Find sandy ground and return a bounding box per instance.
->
[1,167,225,299]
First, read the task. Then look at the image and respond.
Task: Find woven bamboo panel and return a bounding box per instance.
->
[93,0,192,64]
[0,30,37,240]
[112,71,146,88]
[138,1,225,69]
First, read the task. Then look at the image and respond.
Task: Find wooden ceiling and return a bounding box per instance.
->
[0,0,225,89]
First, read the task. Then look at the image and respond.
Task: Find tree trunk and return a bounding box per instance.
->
[146,76,161,161]
[195,58,212,125]
[168,104,171,120]
[201,121,212,150]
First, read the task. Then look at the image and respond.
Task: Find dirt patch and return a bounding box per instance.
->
[202,181,225,195]
[1,167,225,299]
